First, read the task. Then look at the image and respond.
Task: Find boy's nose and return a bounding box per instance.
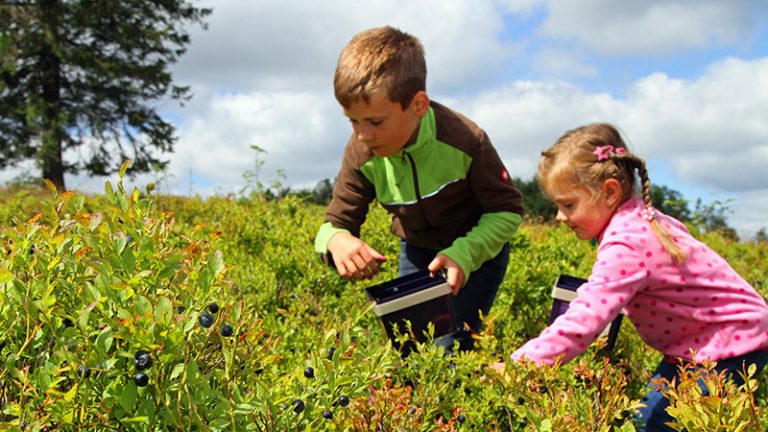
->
[356,124,374,142]
[555,210,567,222]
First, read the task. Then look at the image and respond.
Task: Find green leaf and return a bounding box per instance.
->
[95,328,114,356]
[119,382,138,412]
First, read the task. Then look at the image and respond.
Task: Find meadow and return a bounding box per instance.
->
[1,170,767,431]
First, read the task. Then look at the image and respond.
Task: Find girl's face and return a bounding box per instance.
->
[549,180,621,240]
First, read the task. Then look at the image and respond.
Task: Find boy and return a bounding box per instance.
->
[314,26,524,351]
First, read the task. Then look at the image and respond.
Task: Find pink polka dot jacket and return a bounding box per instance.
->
[512,197,768,365]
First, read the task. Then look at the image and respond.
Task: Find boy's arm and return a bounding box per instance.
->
[438,211,522,280]
[438,131,524,280]
[314,139,384,278]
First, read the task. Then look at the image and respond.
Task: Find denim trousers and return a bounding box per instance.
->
[636,349,768,431]
[397,240,510,353]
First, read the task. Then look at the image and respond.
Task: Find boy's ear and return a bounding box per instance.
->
[602,178,622,208]
[411,91,429,116]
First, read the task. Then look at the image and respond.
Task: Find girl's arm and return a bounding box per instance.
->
[512,241,647,365]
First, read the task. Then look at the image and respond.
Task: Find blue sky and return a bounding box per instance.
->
[6,0,766,238]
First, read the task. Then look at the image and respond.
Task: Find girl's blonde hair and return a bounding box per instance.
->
[539,123,687,263]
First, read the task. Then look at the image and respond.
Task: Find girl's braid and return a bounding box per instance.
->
[618,153,688,263]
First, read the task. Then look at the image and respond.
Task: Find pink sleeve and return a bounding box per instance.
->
[511,241,647,365]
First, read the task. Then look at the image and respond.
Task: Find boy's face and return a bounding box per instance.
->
[343,90,429,157]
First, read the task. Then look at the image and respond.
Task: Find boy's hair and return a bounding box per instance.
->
[539,123,687,263]
[334,26,426,110]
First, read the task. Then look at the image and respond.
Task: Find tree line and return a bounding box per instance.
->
[290,177,745,241]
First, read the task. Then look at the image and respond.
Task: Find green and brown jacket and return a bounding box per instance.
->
[315,101,524,278]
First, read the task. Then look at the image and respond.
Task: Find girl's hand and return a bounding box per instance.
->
[327,232,386,280]
[428,254,465,295]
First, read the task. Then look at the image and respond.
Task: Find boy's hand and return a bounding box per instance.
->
[327,232,386,281]
[428,254,465,295]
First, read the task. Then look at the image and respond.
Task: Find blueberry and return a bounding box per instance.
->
[77,365,91,378]
[134,352,153,371]
[208,303,219,314]
[125,235,133,245]
[292,399,305,414]
[303,367,315,379]
[177,305,186,313]
[322,409,333,419]
[338,395,350,407]
[517,396,525,405]
[457,413,466,423]
[220,324,234,337]
[540,385,548,394]
[134,350,148,360]
[61,318,74,329]
[327,346,336,360]
[134,372,149,387]
[199,312,214,328]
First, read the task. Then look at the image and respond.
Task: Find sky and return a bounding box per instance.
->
[4,0,768,239]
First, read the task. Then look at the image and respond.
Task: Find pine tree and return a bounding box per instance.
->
[0,0,211,191]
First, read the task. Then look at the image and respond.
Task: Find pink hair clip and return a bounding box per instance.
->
[593,145,626,161]
[643,207,656,221]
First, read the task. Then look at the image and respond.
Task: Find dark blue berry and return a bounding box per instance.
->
[540,385,548,394]
[220,324,234,337]
[199,312,214,328]
[208,303,219,314]
[125,235,133,245]
[177,305,186,313]
[457,413,466,423]
[517,396,525,405]
[292,399,305,414]
[303,367,315,379]
[77,365,91,378]
[327,346,336,360]
[134,372,149,387]
[338,395,350,407]
[322,409,333,419]
[134,352,153,371]
[61,318,74,328]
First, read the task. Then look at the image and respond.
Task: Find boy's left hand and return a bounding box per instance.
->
[428,254,465,295]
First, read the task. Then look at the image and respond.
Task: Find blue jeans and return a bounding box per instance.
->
[636,349,768,431]
[398,240,510,353]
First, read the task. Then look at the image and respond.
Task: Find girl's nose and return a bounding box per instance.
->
[556,210,567,222]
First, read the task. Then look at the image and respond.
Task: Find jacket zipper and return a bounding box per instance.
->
[404,151,431,229]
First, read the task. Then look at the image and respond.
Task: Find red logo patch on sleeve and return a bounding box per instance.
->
[500,168,510,182]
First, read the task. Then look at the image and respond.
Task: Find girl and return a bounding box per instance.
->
[511,123,768,431]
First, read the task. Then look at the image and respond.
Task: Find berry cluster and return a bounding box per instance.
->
[291,361,352,421]
[197,302,235,337]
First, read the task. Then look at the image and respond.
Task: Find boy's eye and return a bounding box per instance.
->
[369,119,383,126]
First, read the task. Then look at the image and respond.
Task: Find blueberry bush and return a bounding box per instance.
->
[1,168,767,431]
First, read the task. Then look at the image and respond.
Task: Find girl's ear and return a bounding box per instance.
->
[602,178,622,208]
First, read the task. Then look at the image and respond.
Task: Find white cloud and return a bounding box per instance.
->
[539,0,762,54]
[5,0,768,239]
[173,0,517,96]
[532,48,598,78]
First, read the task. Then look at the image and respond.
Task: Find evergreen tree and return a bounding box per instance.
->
[0,0,211,192]
[512,176,557,222]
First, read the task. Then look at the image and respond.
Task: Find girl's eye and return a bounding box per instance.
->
[369,119,383,126]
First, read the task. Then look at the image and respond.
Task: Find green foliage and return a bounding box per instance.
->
[0,1,211,191]
[649,184,691,222]
[1,180,767,431]
[511,176,557,222]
